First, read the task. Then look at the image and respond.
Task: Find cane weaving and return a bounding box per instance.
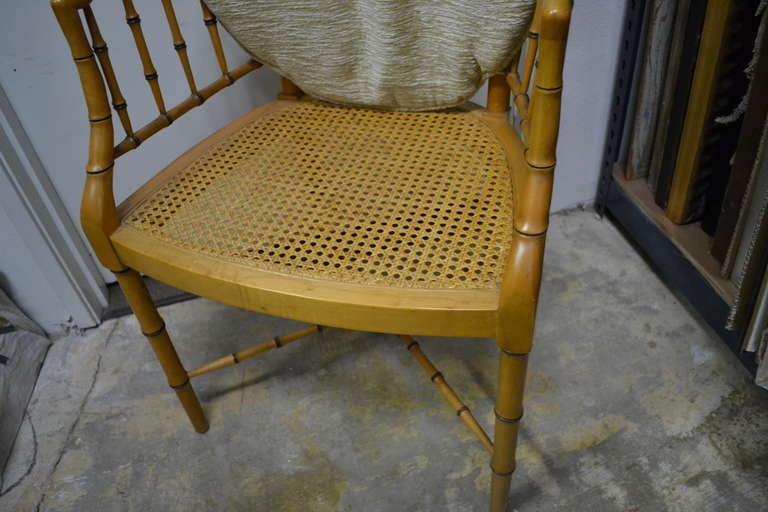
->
[122,101,515,289]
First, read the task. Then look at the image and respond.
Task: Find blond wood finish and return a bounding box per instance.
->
[521,6,543,97]
[83,6,135,142]
[188,325,321,378]
[277,76,303,100]
[51,0,572,509]
[123,0,167,115]
[110,101,517,338]
[491,2,570,509]
[117,102,514,290]
[112,224,500,338]
[200,1,229,76]
[490,352,528,510]
[51,0,261,432]
[487,74,511,113]
[507,4,543,141]
[52,0,121,271]
[665,0,734,224]
[161,0,198,94]
[116,269,208,433]
[399,335,494,454]
[113,59,260,157]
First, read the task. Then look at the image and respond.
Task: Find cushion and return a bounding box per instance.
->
[206,0,536,111]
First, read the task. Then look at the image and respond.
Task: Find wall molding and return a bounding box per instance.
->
[0,83,106,331]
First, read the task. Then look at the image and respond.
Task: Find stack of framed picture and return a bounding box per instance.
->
[599,0,768,386]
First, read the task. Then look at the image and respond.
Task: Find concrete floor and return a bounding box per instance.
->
[1,209,767,512]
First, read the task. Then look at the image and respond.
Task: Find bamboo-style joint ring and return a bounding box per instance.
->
[494,408,523,424]
[143,323,166,338]
[111,267,130,275]
[73,54,93,62]
[130,135,141,146]
[430,371,443,382]
[89,114,112,124]
[174,42,187,51]
[93,44,107,54]
[501,349,528,358]
[406,341,418,351]
[187,325,320,379]
[528,32,540,39]
[204,18,217,26]
[513,227,547,238]
[145,73,158,81]
[535,84,563,93]
[86,163,114,176]
[113,102,127,111]
[490,465,516,477]
[170,378,189,390]
[523,152,556,171]
[126,16,140,25]
[456,405,469,416]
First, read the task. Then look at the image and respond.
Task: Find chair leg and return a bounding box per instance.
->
[115,269,209,433]
[490,230,544,510]
[489,350,529,512]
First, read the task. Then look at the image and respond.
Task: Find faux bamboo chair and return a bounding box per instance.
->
[51,1,572,510]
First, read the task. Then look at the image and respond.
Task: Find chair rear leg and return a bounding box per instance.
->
[489,350,528,512]
[115,269,209,433]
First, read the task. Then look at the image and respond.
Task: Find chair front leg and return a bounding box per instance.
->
[115,269,209,433]
[490,349,529,512]
[490,231,545,511]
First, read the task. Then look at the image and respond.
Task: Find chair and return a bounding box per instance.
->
[50,1,572,510]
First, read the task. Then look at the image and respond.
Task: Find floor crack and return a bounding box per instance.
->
[0,411,38,497]
[48,354,102,477]
[33,320,119,510]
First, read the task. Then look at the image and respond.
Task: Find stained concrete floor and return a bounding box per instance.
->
[2,209,768,512]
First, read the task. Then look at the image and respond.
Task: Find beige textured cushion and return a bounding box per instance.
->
[206,0,536,111]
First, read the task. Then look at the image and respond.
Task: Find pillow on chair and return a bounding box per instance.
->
[206,0,536,111]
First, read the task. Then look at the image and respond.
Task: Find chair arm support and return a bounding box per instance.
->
[497,231,545,353]
[81,170,123,271]
[53,0,123,271]
[516,0,572,235]
[496,0,572,351]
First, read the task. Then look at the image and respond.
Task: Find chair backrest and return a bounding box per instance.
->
[52,0,263,161]
[51,0,562,160]
[205,0,536,111]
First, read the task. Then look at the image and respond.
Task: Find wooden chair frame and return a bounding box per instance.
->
[50,1,572,510]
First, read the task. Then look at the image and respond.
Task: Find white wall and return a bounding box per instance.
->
[1,81,108,333]
[0,207,69,333]
[552,0,628,210]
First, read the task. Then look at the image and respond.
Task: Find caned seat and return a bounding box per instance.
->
[112,100,517,337]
